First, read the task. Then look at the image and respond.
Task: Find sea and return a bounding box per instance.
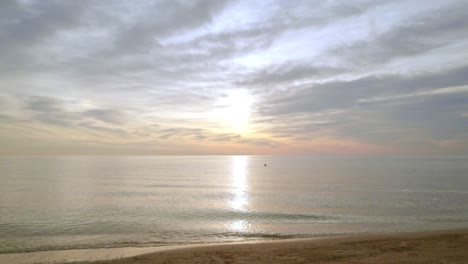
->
[1,155,468,254]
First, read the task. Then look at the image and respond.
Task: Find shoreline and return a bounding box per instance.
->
[1,228,467,264]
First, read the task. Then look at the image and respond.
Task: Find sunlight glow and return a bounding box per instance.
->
[219,90,253,134]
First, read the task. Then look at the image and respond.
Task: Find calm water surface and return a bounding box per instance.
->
[1,156,468,253]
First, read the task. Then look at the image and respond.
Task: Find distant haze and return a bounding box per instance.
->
[0,0,467,155]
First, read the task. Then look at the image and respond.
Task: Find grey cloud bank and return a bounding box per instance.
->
[0,0,467,155]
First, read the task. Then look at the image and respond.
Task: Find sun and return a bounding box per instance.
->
[219,90,253,134]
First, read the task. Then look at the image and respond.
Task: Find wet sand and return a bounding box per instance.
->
[1,229,467,264]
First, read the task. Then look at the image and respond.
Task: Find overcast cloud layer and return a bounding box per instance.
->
[1,0,467,155]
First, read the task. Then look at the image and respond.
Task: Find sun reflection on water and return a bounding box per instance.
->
[230,156,249,212]
[230,219,248,232]
[229,156,250,233]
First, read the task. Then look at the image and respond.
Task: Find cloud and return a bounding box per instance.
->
[252,64,468,153]
[0,0,383,81]
[22,96,130,129]
[0,0,91,73]
[1,0,468,155]
[264,65,468,115]
[24,96,76,126]
[240,63,346,88]
[109,0,232,53]
[359,85,468,103]
[157,127,207,140]
[79,121,127,135]
[83,109,126,125]
[332,2,468,65]
[329,90,468,153]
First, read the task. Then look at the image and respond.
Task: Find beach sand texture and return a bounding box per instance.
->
[72,229,468,264]
[0,229,461,264]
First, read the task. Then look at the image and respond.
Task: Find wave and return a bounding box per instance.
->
[0,232,344,254]
[167,209,342,223]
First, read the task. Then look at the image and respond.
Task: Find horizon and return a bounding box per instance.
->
[1,0,468,156]
[2,154,468,159]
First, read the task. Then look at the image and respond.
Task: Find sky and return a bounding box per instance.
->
[0,0,467,155]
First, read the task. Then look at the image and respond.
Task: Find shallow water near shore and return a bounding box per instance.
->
[1,155,468,253]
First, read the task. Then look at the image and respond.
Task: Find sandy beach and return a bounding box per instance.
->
[71,229,468,264]
[1,229,467,264]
